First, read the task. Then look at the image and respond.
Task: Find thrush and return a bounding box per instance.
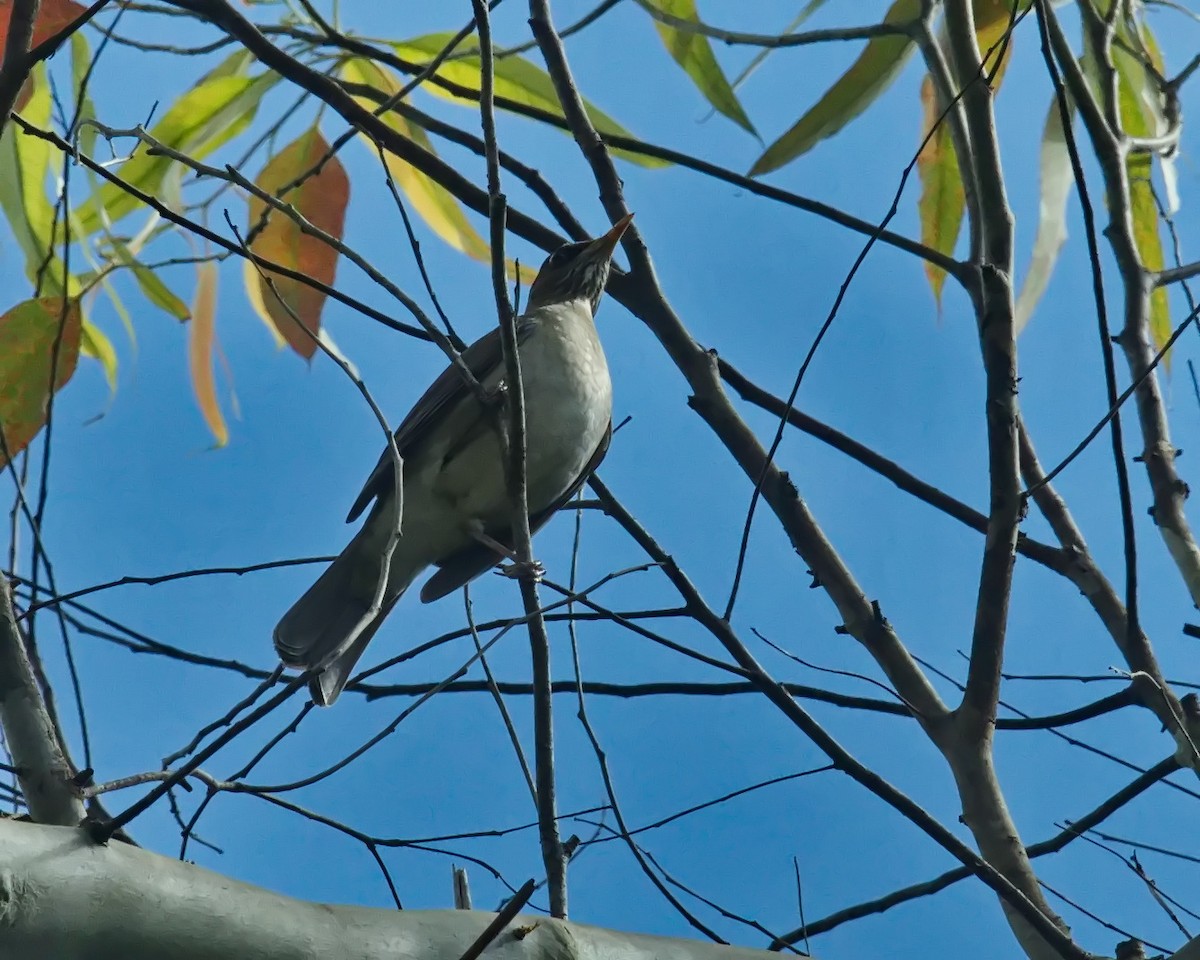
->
[274,213,632,706]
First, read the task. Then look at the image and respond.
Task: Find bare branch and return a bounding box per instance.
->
[0,577,83,826]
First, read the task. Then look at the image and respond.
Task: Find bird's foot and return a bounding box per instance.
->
[498,558,545,583]
[466,521,518,561]
[484,382,508,409]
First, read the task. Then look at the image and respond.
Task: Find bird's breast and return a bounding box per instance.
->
[519,303,612,507]
[410,301,612,549]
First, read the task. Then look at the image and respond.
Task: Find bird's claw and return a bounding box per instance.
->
[498,559,545,583]
[485,382,508,408]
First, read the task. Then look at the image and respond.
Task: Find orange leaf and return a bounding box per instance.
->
[1,0,86,109]
[189,262,227,447]
[246,126,348,360]
[917,74,964,310]
[0,296,82,467]
[0,0,87,55]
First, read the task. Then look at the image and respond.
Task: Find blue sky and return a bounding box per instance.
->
[4,1,1200,957]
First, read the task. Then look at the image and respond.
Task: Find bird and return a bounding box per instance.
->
[274,213,633,706]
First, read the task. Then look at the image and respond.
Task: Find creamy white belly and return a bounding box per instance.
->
[388,300,611,565]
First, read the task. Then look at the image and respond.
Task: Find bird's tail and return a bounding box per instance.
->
[274,528,415,706]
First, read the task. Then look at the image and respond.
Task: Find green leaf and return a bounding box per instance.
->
[722,0,831,101]
[0,297,83,467]
[916,75,964,310]
[1109,19,1171,351]
[70,32,99,160]
[109,239,191,321]
[80,318,118,391]
[1129,155,1170,350]
[0,65,63,286]
[643,0,756,135]
[341,58,537,286]
[391,33,667,168]
[1077,4,1173,350]
[1015,99,1072,334]
[750,0,920,175]
[74,69,279,234]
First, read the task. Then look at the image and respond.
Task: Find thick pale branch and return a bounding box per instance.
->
[0,820,782,960]
[941,0,1020,740]
[1018,425,1186,736]
[0,578,83,826]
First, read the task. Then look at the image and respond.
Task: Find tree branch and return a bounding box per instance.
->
[0,577,83,826]
[0,819,791,960]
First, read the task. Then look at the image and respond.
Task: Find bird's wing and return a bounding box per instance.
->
[346,322,535,523]
[417,420,613,603]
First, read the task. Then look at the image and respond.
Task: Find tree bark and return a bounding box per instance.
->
[0,819,795,960]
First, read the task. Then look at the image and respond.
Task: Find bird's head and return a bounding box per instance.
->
[526,213,634,315]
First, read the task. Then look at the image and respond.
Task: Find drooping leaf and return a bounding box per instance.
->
[74,68,279,233]
[80,318,117,392]
[245,126,348,360]
[390,33,666,167]
[0,296,83,466]
[95,271,138,359]
[341,58,536,286]
[1138,19,1177,214]
[108,239,191,321]
[69,31,99,159]
[750,0,920,175]
[916,74,964,309]
[1082,5,1172,351]
[1015,99,1073,334]
[1128,156,1170,350]
[188,262,227,447]
[0,64,62,286]
[643,0,756,135]
[721,0,832,104]
[1113,43,1170,350]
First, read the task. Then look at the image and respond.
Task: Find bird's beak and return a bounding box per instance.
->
[585,212,634,261]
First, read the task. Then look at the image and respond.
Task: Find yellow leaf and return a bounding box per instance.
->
[751,0,919,175]
[645,0,756,134]
[917,74,964,310]
[74,70,278,234]
[390,34,666,168]
[80,318,118,392]
[341,58,537,287]
[972,0,1024,87]
[188,262,227,447]
[244,257,287,350]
